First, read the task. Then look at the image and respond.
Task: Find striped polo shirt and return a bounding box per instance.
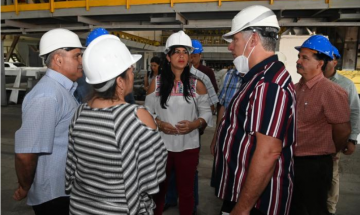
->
[214,55,296,215]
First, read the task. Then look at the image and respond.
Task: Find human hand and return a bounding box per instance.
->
[175,120,196,134]
[342,141,356,155]
[331,153,339,161]
[13,184,28,201]
[161,122,179,135]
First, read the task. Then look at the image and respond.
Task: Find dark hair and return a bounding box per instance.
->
[313,53,332,72]
[149,56,161,78]
[159,46,192,109]
[91,71,128,101]
[242,27,279,51]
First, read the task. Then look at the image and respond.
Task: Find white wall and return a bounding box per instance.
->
[279,35,311,84]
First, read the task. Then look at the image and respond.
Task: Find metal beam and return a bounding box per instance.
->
[1,1,353,20]
[280,22,360,27]
[186,20,231,29]
[2,23,183,34]
[311,9,327,17]
[5,19,38,28]
[77,16,104,25]
[339,13,360,20]
[176,13,187,25]
[150,17,176,23]
[5,36,20,62]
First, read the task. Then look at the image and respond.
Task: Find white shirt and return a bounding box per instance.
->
[145,77,213,152]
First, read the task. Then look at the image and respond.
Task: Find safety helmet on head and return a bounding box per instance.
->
[39,28,85,57]
[86,28,109,46]
[83,35,142,84]
[332,45,341,59]
[222,5,280,43]
[294,35,334,60]
[191,39,203,54]
[164,31,194,54]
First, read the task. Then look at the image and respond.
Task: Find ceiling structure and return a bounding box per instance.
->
[1,0,360,35]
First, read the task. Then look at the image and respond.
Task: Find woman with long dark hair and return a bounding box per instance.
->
[144,56,161,91]
[145,31,212,215]
[65,35,167,215]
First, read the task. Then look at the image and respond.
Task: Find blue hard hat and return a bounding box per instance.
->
[86,28,109,46]
[332,45,341,59]
[294,35,334,60]
[191,39,203,54]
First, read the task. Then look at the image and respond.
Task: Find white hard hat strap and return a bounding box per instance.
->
[94,78,116,92]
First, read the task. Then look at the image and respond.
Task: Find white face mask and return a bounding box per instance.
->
[233,34,255,75]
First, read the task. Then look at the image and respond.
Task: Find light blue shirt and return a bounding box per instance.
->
[218,69,242,108]
[329,72,360,140]
[15,69,78,205]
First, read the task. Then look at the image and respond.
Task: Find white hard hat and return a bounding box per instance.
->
[164,31,194,54]
[39,28,85,57]
[222,5,280,43]
[83,35,142,84]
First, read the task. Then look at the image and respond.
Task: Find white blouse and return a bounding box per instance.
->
[145,76,213,152]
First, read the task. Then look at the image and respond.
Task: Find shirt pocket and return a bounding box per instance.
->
[300,101,323,123]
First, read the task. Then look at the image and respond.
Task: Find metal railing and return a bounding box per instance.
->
[1,0,278,14]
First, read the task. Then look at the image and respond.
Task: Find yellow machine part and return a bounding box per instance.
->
[338,70,360,94]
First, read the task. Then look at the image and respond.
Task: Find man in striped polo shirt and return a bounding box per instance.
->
[213,5,296,215]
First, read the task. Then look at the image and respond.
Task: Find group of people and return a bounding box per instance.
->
[13,4,359,215]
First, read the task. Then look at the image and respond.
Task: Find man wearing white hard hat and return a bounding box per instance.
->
[13,28,85,214]
[213,5,296,215]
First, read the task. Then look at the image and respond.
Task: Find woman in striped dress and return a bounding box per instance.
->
[65,35,167,215]
[145,31,213,215]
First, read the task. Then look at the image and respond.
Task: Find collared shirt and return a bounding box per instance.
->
[197,64,219,93]
[214,55,296,215]
[218,69,242,108]
[190,66,219,105]
[329,72,360,140]
[15,69,78,205]
[295,72,350,156]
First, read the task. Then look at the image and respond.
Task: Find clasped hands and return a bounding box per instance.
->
[160,120,195,135]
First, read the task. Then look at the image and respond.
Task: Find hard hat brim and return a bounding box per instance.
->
[85,54,142,84]
[222,29,242,43]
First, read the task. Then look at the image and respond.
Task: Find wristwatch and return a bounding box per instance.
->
[349,139,358,145]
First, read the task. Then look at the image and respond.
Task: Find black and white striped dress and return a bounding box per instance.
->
[65,103,167,215]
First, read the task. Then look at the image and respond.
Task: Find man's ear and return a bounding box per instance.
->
[250,33,260,47]
[333,60,338,67]
[317,60,325,70]
[54,54,63,66]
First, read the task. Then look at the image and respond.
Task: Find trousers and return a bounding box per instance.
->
[290,155,333,215]
[153,148,200,215]
[327,152,340,214]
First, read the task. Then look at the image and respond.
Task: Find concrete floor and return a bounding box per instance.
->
[2,104,360,215]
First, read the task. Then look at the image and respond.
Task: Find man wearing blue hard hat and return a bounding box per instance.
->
[324,45,360,215]
[290,35,351,215]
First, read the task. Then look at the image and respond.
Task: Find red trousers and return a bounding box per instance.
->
[153,147,200,215]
